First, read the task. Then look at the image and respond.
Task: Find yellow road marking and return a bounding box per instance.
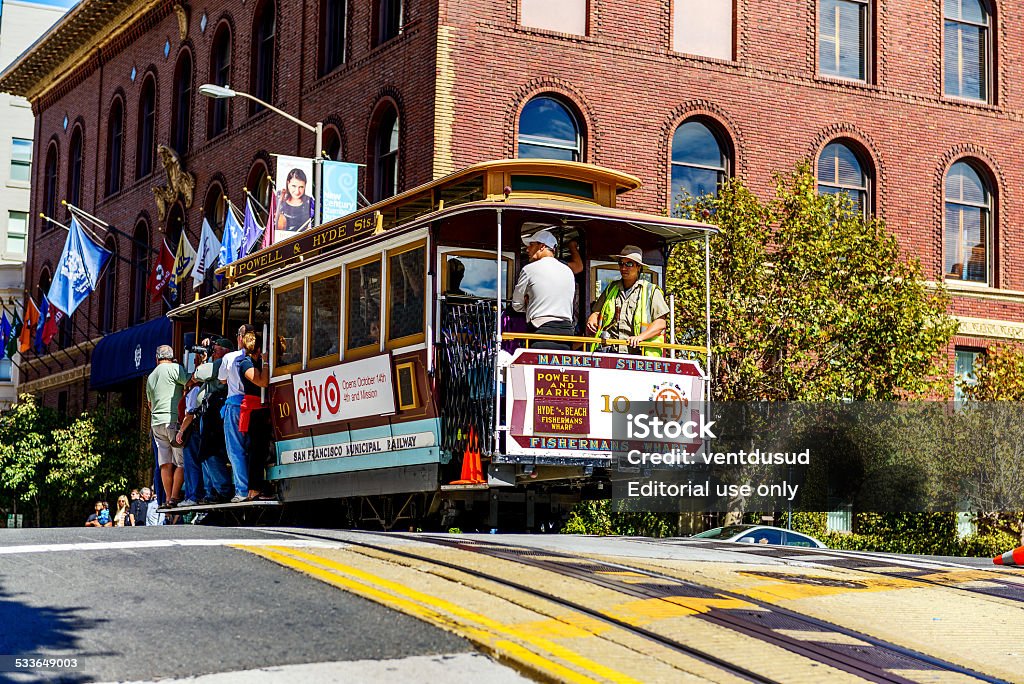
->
[238,545,643,684]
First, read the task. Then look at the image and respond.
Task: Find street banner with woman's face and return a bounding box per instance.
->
[273,155,315,243]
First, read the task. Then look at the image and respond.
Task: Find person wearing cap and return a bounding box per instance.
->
[586,245,669,357]
[145,344,189,506]
[512,228,577,350]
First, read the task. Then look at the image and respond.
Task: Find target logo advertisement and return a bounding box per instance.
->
[292,354,396,428]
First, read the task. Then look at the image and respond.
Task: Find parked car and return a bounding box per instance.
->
[691,524,827,548]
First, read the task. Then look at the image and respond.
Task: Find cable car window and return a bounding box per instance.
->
[387,244,426,345]
[442,251,511,299]
[309,271,341,361]
[274,283,304,370]
[591,262,660,301]
[347,257,382,353]
[252,285,270,332]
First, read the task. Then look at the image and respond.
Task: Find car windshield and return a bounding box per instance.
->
[692,525,755,540]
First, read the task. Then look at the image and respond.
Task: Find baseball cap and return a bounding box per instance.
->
[522,228,558,250]
[213,337,232,348]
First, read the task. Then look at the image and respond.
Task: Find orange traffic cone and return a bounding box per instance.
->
[993,546,1024,566]
[450,427,485,485]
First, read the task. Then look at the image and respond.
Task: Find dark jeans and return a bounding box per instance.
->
[530,319,575,350]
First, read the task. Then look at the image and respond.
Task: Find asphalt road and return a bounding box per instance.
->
[0,527,517,683]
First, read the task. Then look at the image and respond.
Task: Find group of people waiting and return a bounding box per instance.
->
[145,324,272,508]
[511,228,669,355]
[84,487,163,526]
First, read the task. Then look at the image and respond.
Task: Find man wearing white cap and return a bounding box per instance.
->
[586,245,669,357]
[512,227,577,350]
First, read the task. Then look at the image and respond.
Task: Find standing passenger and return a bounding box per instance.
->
[586,245,669,356]
[219,325,253,502]
[145,344,189,506]
[511,228,576,350]
[238,331,271,500]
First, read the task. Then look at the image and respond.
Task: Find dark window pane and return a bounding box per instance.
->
[388,246,425,341]
[347,260,382,350]
[517,142,576,160]
[672,121,725,168]
[518,96,581,160]
[274,287,304,367]
[310,273,341,359]
[671,165,720,202]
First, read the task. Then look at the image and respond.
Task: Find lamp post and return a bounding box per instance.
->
[198,83,323,228]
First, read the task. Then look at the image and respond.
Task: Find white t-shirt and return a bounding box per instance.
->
[218,349,246,398]
[511,256,576,326]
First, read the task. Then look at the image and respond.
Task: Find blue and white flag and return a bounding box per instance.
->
[193,217,222,287]
[48,216,111,317]
[242,198,263,255]
[219,205,244,266]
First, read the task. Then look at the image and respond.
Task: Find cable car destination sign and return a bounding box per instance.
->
[221,210,381,279]
[505,349,706,460]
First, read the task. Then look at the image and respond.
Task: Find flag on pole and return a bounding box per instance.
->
[219,206,244,266]
[242,198,263,255]
[262,191,277,250]
[34,296,49,354]
[41,301,62,346]
[0,313,10,359]
[47,215,112,318]
[19,298,40,353]
[147,239,175,302]
[172,230,197,295]
[5,308,21,359]
[193,218,222,287]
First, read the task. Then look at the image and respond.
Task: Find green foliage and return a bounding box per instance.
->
[0,395,148,526]
[669,163,957,401]
[561,500,675,537]
[962,342,1024,401]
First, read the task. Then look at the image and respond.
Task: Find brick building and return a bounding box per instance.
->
[0,0,1020,413]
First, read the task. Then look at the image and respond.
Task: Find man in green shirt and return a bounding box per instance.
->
[146,344,189,506]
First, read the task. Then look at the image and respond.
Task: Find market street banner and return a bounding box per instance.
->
[321,160,359,222]
[273,155,315,243]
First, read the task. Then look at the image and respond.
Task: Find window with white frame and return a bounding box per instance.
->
[816,141,870,216]
[944,0,989,101]
[517,96,582,161]
[10,138,31,182]
[819,0,868,80]
[944,161,991,284]
[7,211,27,255]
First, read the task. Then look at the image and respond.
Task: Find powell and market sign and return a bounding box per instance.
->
[220,211,382,280]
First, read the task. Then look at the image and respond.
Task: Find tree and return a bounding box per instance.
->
[0,394,59,527]
[668,163,958,401]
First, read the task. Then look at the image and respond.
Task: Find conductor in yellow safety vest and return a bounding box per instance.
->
[586,245,668,357]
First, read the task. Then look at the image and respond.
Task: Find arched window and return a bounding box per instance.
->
[374,0,402,46]
[372,105,399,201]
[517,96,582,161]
[106,98,124,196]
[944,160,992,284]
[171,51,192,154]
[203,185,226,239]
[99,237,117,333]
[323,125,343,161]
[43,143,58,231]
[250,0,276,114]
[321,0,347,75]
[944,0,990,101]
[819,0,869,81]
[67,126,83,211]
[136,75,156,178]
[816,140,871,216]
[130,221,149,324]
[670,118,728,211]
[208,23,232,138]
[246,162,273,215]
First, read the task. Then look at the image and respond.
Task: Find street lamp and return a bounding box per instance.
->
[198,84,323,228]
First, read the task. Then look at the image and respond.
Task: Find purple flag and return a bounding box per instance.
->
[242,198,264,255]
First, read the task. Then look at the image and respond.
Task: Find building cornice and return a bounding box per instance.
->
[0,0,168,105]
[18,364,90,394]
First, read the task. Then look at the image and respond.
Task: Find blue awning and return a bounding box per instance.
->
[90,317,172,390]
